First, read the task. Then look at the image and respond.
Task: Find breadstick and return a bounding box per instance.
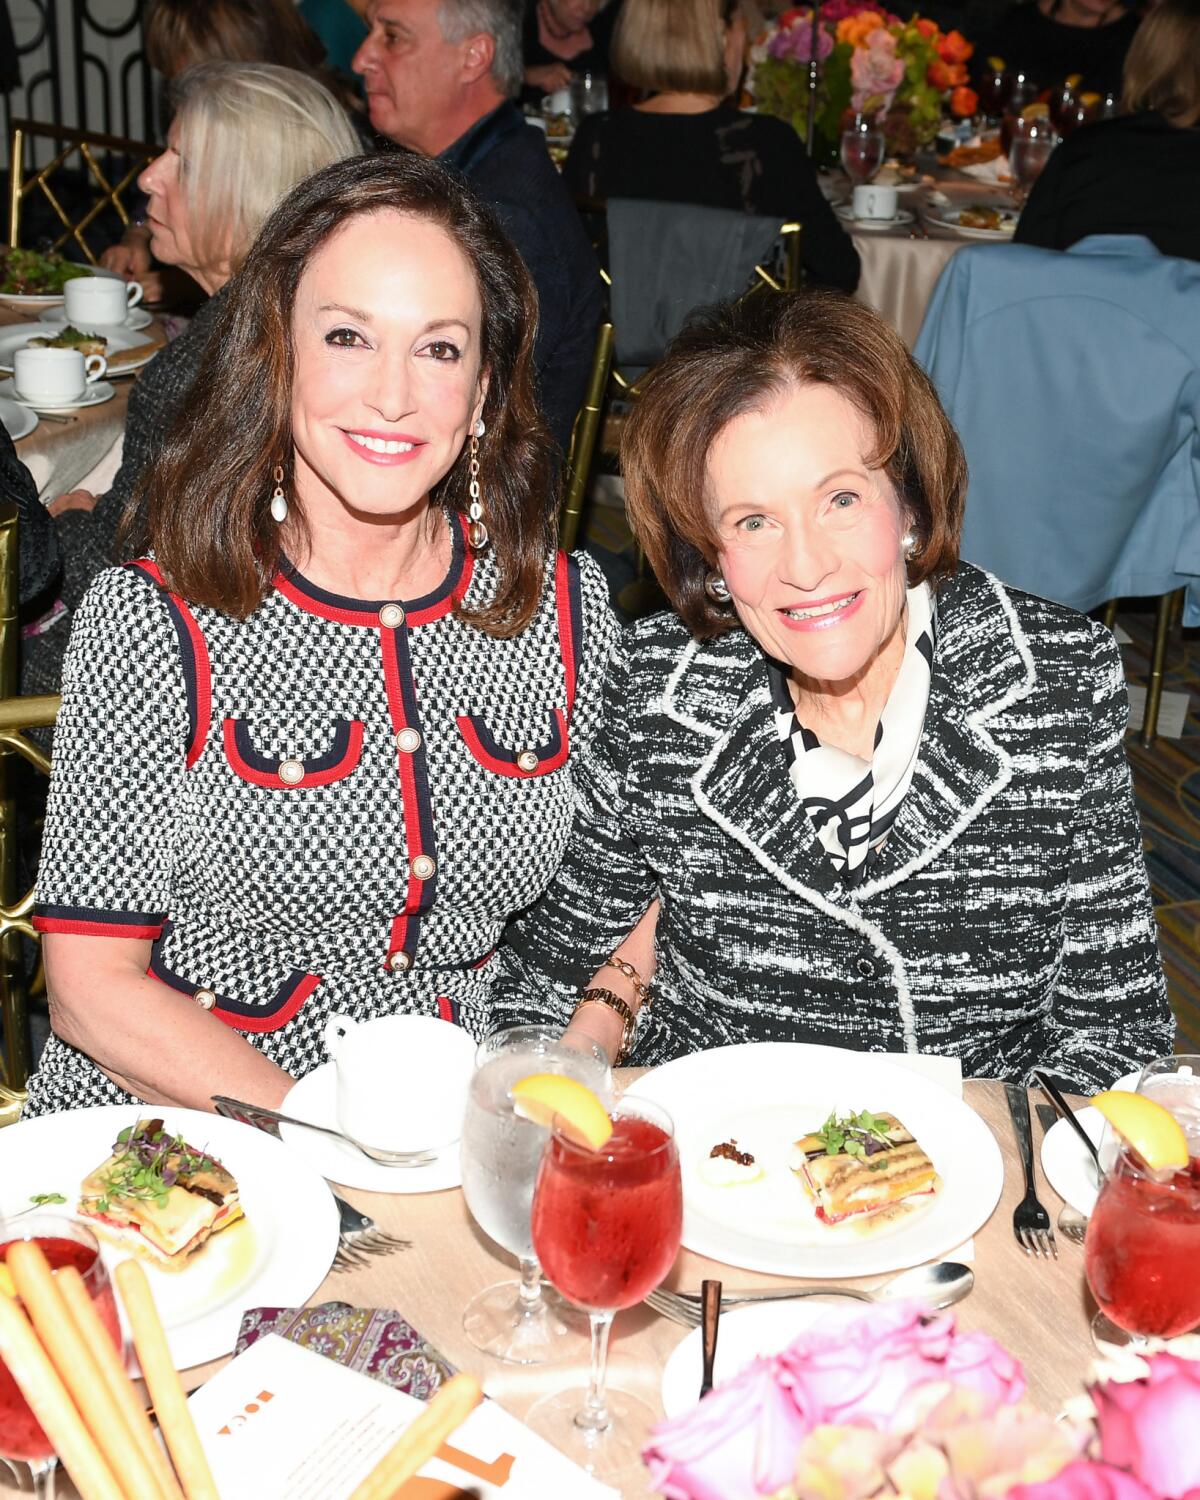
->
[116,1260,219,1500]
[348,1373,484,1500]
[59,1265,185,1500]
[8,1242,166,1500]
[0,1290,124,1500]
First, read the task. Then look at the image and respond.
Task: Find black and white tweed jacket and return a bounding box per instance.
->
[492,563,1174,1089]
[28,518,617,1115]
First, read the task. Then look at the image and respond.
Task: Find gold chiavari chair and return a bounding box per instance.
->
[8,118,160,264]
[1100,588,1186,749]
[559,321,614,553]
[0,501,61,1123]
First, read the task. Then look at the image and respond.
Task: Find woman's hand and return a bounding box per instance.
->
[100,227,152,282]
[48,489,97,517]
[525,62,574,93]
[566,901,661,1065]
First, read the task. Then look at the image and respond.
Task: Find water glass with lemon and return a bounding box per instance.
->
[1085,1057,1200,1349]
[458,1025,612,1362]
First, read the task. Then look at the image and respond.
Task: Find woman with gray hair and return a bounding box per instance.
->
[26,62,361,697]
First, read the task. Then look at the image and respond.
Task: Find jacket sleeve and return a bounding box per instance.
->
[490,626,659,1029]
[1012,141,1066,250]
[1038,626,1174,1089]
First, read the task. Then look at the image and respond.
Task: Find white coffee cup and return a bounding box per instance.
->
[852,183,899,222]
[322,1012,477,1152]
[63,274,144,328]
[13,346,108,405]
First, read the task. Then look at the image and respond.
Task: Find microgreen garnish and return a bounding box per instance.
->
[29,1192,67,1207]
[815,1110,894,1158]
[92,1119,217,1214]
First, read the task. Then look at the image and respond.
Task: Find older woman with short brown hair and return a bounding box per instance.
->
[491,291,1173,1090]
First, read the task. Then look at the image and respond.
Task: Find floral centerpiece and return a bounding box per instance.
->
[747,0,978,162]
[644,1301,1200,1499]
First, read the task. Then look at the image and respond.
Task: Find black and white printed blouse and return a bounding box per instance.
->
[491,563,1175,1090]
[27,516,618,1115]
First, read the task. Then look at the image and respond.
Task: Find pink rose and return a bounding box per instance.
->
[1009,1460,1160,1500]
[1093,1354,1200,1499]
[777,1303,1023,1433]
[644,1356,816,1500]
[850,26,904,110]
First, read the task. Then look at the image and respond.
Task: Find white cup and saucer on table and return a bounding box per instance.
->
[38,276,154,332]
[2,345,114,412]
[276,1012,478,1191]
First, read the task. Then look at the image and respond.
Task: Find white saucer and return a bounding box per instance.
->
[280,1060,463,1193]
[1038,1070,1140,1215]
[0,378,115,412]
[0,395,38,441]
[835,204,915,230]
[38,305,153,332]
[661,1299,867,1418]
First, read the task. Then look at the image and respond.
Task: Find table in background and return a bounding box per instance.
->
[0,301,166,502]
[169,1076,1093,1500]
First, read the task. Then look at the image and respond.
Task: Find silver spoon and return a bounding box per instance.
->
[211,1094,438,1167]
[711,1260,974,1310]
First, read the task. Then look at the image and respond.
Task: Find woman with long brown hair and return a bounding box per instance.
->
[26,151,616,1116]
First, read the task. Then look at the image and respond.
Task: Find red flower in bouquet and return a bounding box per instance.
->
[1092,1354,1200,1500]
[1010,1459,1161,1500]
[937,27,973,63]
[927,58,968,91]
[914,16,938,38]
[950,85,979,116]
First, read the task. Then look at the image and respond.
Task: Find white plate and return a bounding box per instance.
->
[39,304,154,333]
[923,206,1018,240]
[626,1042,1003,1278]
[1038,1069,1140,1215]
[835,204,915,231]
[0,1105,338,1371]
[0,322,156,375]
[281,1061,463,1193]
[0,377,115,412]
[661,1299,867,1418]
[0,395,38,441]
[0,263,125,311]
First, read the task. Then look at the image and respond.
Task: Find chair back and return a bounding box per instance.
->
[0,501,60,1111]
[9,117,160,263]
[914,236,1200,614]
[560,320,614,553]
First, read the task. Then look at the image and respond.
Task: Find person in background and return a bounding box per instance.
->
[562,0,860,292]
[522,0,618,97]
[353,0,603,454]
[1015,0,1200,262]
[0,427,59,619]
[101,0,365,297]
[982,0,1140,96]
[298,0,371,79]
[489,291,1172,1091]
[25,63,361,699]
[27,152,617,1117]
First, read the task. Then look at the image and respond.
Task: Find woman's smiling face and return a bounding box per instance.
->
[289,208,486,528]
[708,381,911,694]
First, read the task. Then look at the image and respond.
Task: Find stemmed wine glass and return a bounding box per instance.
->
[525,1096,683,1480]
[1008,115,1058,203]
[0,1215,122,1499]
[1085,1056,1200,1350]
[840,113,885,188]
[459,1024,612,1363]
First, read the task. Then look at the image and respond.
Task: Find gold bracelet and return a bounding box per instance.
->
[575,986,637,1065]
[600,953,653,1009]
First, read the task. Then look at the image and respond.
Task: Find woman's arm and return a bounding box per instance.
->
[1042,626,1175,1089]
[563,900,660,1063]
[44,935,293,1109]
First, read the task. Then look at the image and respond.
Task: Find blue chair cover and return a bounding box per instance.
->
[913,236,1200,621]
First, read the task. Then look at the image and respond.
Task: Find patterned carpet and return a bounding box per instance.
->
[1120,606,1200,1054]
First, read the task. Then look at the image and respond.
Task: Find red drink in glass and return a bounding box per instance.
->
[1085,1149,1200,1338]
[0,1233,122,1462]
[533,1115,682,1312]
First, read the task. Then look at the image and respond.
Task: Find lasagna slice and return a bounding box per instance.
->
[79,1118,243,1270]
[790,1110,941,1230]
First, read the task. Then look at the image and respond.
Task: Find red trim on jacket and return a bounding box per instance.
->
[33,915,162,939]
[555,551,578,717]
[221,719,364,789]
[455,709,569,777]
[213,974,319,1033]
[129,559,212,768]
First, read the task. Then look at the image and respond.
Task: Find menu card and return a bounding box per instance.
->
[187,1333,620,1499]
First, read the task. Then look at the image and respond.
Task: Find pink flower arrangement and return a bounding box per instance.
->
[643,1305,1200,1500]
[849,30,904,114]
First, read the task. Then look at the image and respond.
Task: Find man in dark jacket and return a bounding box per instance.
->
[353,0,602,454]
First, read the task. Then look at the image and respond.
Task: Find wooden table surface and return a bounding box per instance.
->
[166,1076,1097,1499]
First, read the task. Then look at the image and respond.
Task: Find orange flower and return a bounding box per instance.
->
[937,28,973,63]
[914,17,938,38]
[950,85,979,116]
[927,58,955,89]
[838,10,885,46]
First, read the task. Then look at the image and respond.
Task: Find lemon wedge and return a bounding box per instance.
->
[1066,72,1083,88]
[0,1263,15,1299]
[510,1074,613,1150]
[1092,1090,1190,1172]
[1022,101,1051,120]
[988,54,1006,70]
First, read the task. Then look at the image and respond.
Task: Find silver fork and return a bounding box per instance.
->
[330,1191,411,1272]
[1006,1082,1056,1258]
[646,1284,871,1328]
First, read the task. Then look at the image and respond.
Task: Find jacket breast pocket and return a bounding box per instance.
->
[456,707,569,778]
[221,716,364,790]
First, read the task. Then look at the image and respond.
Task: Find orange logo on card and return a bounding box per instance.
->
[216,1389,275,1435]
